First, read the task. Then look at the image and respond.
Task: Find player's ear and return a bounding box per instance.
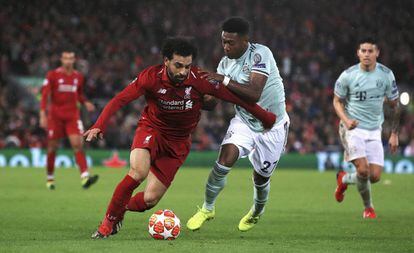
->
[163,57,169,67]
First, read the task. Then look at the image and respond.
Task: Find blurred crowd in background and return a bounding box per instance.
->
[1,0,413,155]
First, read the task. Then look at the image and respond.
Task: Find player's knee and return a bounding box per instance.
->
[144,193,161,209]
[128,168,147,182]
[356,169,369,179]
[370,174,381,183]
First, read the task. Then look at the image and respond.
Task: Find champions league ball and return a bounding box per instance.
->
[148,209,181,240]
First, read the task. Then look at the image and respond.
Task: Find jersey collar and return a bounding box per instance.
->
[235,42,251,63]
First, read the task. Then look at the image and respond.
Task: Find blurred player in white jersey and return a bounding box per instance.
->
[333,37,400,218]
[187,17,289,231]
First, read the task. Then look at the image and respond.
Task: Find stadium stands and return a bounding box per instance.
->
[1,0,413,154]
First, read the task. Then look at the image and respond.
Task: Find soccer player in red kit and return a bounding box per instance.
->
[84,37,276,239]
[40,50,99,190]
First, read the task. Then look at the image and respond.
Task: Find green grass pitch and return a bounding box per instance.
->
[1,166,413,252]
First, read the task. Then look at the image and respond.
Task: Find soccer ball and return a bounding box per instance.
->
[148,209,181,240]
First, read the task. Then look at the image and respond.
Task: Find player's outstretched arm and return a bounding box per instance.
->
[91,78,145,134]
[198,79,275,129]
[200,70,266,103]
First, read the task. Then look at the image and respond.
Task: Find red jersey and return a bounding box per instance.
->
[40,67,86,118]
[92,65,275,140]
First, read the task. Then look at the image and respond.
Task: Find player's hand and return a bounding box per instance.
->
[344,119,359,130]
[389,132,399,154]
[199,69,224,83]
[84,128,103,142]
[39,113,47,129]
[84,101,96,112]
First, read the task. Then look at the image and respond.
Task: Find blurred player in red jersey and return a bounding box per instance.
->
[40,50,99,190]
[84,37,276,239]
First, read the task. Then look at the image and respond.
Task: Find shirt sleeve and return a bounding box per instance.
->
[385,71,399,101]
[196,79,276,129]
[91,73,147,133]
[40,71,53,110]
[77,74,87,104]
[251,46,272,77]
[334,71,349,98]
[216,58,225,75]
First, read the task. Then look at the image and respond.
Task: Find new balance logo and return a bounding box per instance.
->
[157,88,167,94]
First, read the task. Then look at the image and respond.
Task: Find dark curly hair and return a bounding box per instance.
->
[161,37,198,60]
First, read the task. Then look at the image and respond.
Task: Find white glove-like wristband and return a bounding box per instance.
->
[222,76,230,86]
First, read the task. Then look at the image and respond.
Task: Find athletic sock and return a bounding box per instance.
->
[203,162,231,211]
[105,175,140,222]
[127,191,148,212]
[252,180,270,217]
[342,172,357,184]
[356,176,373,208]
[46,151,56,179]
[75,151,88,177]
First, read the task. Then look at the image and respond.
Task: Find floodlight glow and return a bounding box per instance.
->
[400,92,410,106]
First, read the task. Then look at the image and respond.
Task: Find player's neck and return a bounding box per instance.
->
[62,66,74,74]
[359,62,376,72]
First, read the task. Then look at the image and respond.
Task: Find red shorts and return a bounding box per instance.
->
[131,124,191,188]
[47,116,84,139]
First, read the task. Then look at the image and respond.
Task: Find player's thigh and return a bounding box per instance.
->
[250,121,289,177]
[143,171,168,207]
[129,148,151,181]
[339,125,367,162]
[365,139,384,167]
[47,117,65,140]
[221,116,255,162]
[67,134,83,150]
[66,118,84,136]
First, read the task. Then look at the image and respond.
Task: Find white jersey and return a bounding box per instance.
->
[217,42,287,132]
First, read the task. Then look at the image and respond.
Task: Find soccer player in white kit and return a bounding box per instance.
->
[187,17,289,231]
[333,37,400,219]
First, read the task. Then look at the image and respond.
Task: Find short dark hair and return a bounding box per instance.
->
[222,17,250,36]
[161,37,198,60]
[358,36,378,48]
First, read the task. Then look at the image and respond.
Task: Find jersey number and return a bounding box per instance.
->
[356,91,367,101]
[261,160,278,174]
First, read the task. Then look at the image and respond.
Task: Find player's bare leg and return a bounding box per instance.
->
[128,171,168,212]
[353,158,376,218]
[369,164,382,184]
[187,144,237,231]
[239,171,269,231]
[68,134,98,188]
[46,138,59,190]
[92,148,149,239]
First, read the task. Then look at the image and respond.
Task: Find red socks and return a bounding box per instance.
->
[105,175,141,222]
[46,151,56,177]
[75,151,88,174]
[127,192,148,212]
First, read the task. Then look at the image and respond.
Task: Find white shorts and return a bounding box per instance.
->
[221,115,289,177]
[339,123,384,166]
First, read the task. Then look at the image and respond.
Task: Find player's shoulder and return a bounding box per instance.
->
[376,62,392,74]
[138,64,163,80]
[249,43,273,58]
[73,70,84,78]
[344,64,359,74]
